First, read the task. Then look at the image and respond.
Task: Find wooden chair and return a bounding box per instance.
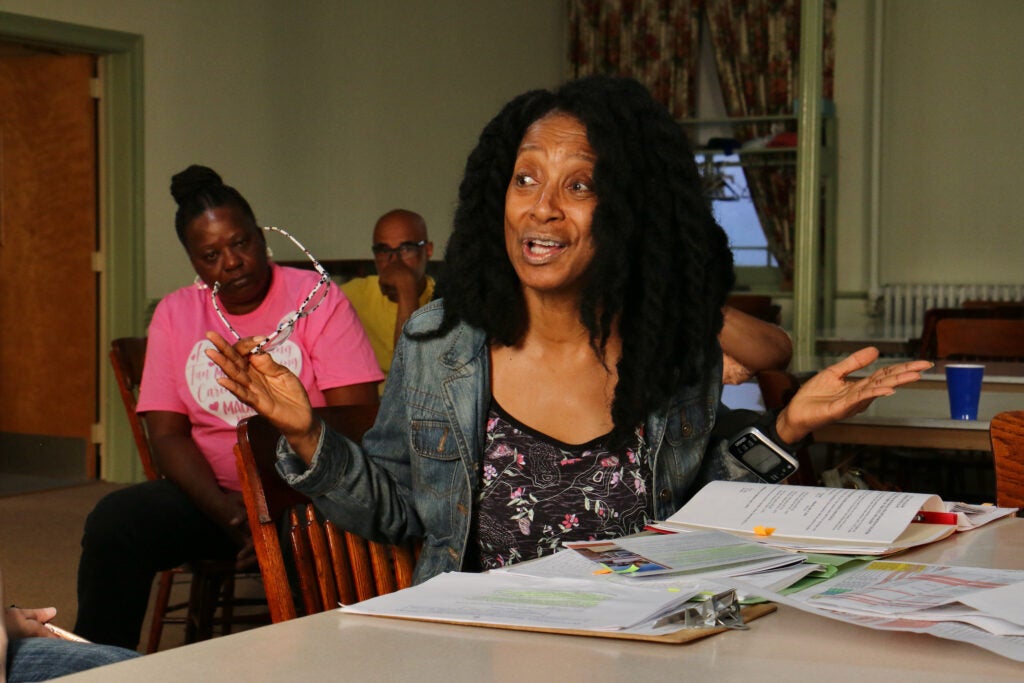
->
[916,306,1024,359]
[109,337,264,651]
[989,411,1024,510]
[235,408,418,622]
[110,337,159,480]
[934,318,1024,361]
[754,369,816,486]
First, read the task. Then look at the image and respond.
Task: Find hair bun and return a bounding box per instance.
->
[170,165,224,205]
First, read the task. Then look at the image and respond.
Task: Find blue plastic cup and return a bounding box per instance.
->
[945,364,984,420]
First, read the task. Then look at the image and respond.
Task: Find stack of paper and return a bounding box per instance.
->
[945,501,1019,531]
[342,571,703,633]
[725,560,1024,662]
[653,481,983,555]
[344,530,807,636]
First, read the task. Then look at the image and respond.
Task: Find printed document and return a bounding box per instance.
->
[657,481,957,554]
[341,571,701,632]
[724,560,1024,662]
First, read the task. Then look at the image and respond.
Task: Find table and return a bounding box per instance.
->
[57,520,1024,682]
[910,360,1024,393]
[784,357,1024,450]
[811,383,1023,451]
[791,356,1024,392]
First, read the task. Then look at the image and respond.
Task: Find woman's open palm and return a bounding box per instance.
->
[776,347,932,444]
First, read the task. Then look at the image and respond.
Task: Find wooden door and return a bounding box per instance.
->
[0,50,98,478]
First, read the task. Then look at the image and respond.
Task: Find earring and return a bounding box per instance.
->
[266,245,274,259]
[193,275,209,290]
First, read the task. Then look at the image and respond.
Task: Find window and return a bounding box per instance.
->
[692,18,779,280]
[697,152,777,268]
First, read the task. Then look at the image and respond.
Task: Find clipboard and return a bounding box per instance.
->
[357,603,776,645]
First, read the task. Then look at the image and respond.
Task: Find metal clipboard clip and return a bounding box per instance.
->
[653,589,748,630]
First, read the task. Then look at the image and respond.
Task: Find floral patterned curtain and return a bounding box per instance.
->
[704,0,836,281]
[568,0,704,119]
[568,0,836,283]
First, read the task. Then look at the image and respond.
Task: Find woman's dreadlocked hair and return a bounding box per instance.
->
[426,76,734,445]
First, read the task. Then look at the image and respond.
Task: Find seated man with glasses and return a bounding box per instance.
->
[341,209,435,385]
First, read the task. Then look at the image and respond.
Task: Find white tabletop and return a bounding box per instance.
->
[55,519,1024,683]
[792,356,1024,387]
[810,384,1023,450]
[841,384,1021,424]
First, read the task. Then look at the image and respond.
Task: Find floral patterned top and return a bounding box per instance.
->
[474,400,652,570]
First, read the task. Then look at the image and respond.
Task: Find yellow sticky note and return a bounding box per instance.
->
[753,525,776,537]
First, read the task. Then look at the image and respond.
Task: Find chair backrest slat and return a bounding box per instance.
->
[303,505,341,610]
[368,542,398,595]
[342,532,379,603]
[109,337,159,480]
[288,507,320,618]
[324,522,359,606]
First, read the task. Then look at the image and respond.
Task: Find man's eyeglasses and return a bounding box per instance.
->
[211,225,330,355]
[371,240,427,258]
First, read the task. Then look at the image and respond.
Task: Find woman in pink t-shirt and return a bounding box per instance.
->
[74,165,383,649]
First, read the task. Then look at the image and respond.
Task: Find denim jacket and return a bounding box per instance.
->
[278,299,759,584]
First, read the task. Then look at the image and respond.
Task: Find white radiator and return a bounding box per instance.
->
[881,283,1024,329]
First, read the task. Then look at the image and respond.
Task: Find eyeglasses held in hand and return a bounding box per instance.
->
[371,240,427,258]
[211,225,330,355]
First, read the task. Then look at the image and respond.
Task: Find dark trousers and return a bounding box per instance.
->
[73,479,239,650]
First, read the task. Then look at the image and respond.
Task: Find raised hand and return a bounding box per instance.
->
[204,332,321,458]
[775,347,932,444]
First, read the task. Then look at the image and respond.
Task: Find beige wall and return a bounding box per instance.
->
[2,1,1020,315]
[0,0,566,299]
[877,0,1023,284]
[832,0,1024,326]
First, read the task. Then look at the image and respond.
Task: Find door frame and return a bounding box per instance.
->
[1,11,145,482]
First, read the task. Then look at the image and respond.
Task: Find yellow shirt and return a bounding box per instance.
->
[341,275,435,380]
